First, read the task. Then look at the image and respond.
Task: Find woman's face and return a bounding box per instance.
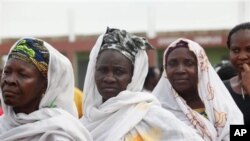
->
[1,58,46,114]
[165,47,198,95]
[95,50,133,102]
[229,29,250,73]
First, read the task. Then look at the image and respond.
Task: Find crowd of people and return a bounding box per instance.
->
[0,22,249,141]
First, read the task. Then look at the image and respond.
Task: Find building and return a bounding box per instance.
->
[1,0,249,87]
[0,29,229,87]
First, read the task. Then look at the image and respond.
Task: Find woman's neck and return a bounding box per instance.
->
[180,91,204,109]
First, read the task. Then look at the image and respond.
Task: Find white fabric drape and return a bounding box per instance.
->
[81,33,204,141]
[0,37,92,141]
[153,38,244,141]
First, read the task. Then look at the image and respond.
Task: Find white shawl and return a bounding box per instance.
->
[0,37,92,141]
[81,33,204,141]
[153,38,244,141]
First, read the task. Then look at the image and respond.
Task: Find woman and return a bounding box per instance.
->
[224,22,250,125]
[80,28,203,141]
[214,59,237,81]
[153,38,243,141]
[0,38,92,141]
[143,67,161,93]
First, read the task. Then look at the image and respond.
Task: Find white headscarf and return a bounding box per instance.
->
[80,31,204,141]
[153,38,244,141]
[0,37,92,141]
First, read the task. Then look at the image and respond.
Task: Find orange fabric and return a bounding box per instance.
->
[131,135,143,141]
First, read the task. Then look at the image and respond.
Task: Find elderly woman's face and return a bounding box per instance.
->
[95,50,133,102]
[165,47,198,95]
[1,58,46,114]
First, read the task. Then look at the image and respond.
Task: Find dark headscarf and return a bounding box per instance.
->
[8,38,49,78]
[165,40,189,60]
[100,28,154,64]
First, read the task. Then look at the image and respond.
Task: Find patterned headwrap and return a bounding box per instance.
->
[8,38,49,78]
[100,27,154,64]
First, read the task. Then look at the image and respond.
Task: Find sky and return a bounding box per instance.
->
[0,0,250,40]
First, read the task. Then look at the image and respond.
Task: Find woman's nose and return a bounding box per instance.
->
[3,74,17,86]
[103,72,116,83]
[176,64,185,72]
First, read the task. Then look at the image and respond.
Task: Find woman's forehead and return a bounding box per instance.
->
[97,49,132,64]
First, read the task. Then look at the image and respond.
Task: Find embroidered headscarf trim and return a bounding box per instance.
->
[100,27,154,64]
[8,38,49,78]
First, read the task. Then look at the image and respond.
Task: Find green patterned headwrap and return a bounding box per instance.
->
[8,38,49,78]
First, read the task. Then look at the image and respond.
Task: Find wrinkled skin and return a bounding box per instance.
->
[95,50,133,102]
[1,58,47,114]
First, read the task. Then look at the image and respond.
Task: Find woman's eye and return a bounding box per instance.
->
[3,69,10,75]
[19,72,29,78]
[246,47,250,53]
[231,48,240,53]
[167,60,177,67]
[185,60,195,66]
[96,67,107,73]
[115,68,124,75]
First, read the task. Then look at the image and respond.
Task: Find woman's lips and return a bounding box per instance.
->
[2,90,17,98]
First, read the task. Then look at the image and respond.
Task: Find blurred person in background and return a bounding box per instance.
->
[0,56,3,77]
[153,38,243,141]
[0,38,92,140]
[0,57,4,116]
[214,59,237,81]
[224,22,250,125]
[143,66,161,93]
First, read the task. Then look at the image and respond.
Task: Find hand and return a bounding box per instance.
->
[241,64,250,94]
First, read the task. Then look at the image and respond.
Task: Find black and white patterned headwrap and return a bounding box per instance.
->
[100,27,154,64]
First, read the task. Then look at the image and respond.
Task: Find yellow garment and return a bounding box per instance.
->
[125,128,162,141]
[74,87,84,118]
[194,108,208,119]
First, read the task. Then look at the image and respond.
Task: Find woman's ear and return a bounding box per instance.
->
[42,79,48,93]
